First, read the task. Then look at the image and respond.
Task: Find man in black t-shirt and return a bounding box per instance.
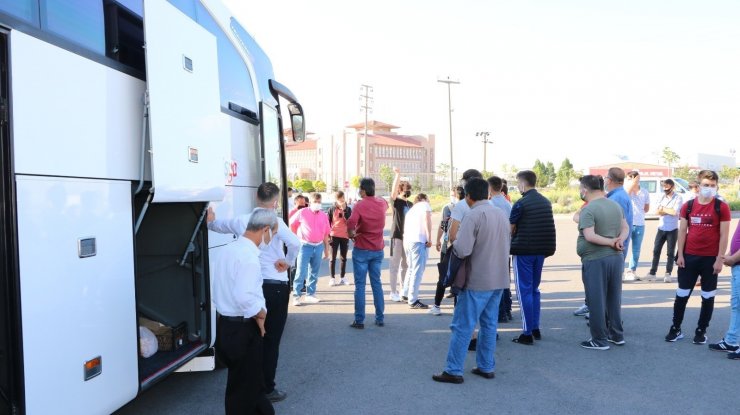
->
[389,167,413,302]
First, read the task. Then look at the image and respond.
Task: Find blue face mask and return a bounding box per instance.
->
[700,187,717,199]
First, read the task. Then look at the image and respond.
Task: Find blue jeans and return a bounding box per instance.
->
[352,248,385,324]
[513,255,544,335]
[444,289,503,376]
[402,242,428,304]
[628,225,645,271]
[725,266,740,345]
[293,243,323,297]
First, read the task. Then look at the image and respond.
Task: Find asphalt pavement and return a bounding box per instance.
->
[117,214,739,415]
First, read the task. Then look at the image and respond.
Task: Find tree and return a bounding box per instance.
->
[545,161,556,186]
[661,146,681,174]
[532,159,548,188]
[286,179,294,190]
[436,163,450,181]
[672,165,694,182]
[379,164,395,192]
[719,165,740,185]
[313,180,327,192]
[555,158,576,189]
[350,175,362,189]
[294,178,314,192]
[481,170,495,180]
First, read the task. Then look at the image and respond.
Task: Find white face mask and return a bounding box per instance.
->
[259,228,273,250]
[310,202,322,212]
[700,187,717,199]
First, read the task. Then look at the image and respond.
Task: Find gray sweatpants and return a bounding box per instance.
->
[389,237,407,295]
[582,254,624,344]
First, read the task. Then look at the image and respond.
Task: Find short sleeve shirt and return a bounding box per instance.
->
[450,199,471,222]
[577,198,624,262]
[681,198,731,256]
[391,198,413,240]
[403,201,432,245]
[629,188,650,226]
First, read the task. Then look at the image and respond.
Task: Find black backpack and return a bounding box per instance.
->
[683,198,722,227]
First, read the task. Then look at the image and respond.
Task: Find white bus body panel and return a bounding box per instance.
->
[144,0,229,203]
[15,176,138,415]
[10,32,145,180]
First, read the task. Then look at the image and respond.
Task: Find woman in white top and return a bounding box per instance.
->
[401,194,432,309]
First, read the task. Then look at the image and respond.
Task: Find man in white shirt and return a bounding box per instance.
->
[624,171,650,281]
[211,208,277,415]
[401,194,433,309]
[208,183,299,403]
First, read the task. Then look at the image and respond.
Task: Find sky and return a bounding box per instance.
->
[224,0,740,174]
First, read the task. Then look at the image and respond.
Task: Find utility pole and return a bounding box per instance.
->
[437,77,460,189]
[359,84,373,177]
[476,131,492,173]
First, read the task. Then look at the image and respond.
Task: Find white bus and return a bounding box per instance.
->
[0,1,304,414]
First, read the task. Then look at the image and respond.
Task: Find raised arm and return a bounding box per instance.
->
[390,167,401,201]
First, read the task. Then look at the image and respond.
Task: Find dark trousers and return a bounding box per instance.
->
[582,254,624,343]
[650,229,678,275]
[672,254,718,331]
[498,289,512,315]
[262,283,289,394]
[330,237,349,278]
[215,317,274,415]
[435,250,450,307]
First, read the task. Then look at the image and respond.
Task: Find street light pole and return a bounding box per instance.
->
[360,84,373,177]
[476,131,492,173]
[438,77,460,189]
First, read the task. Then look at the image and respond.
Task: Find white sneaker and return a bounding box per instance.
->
[292,297,302,306]
[632,271,643,281]
[328,278,337,287]
[646,273,657,282]
[389,292,401,302]
[428,305,442,316]
[303,295,321,304]
[339,278,349,285]
[663,273,672,283]
[623,270,636,282]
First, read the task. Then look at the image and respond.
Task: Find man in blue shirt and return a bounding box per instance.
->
[604,167,633,281]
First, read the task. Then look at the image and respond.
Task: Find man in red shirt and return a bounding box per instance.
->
[347,178,389,329]
[666,170,731,344]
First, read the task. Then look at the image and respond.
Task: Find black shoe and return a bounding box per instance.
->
[506,311,513,321]
[446,292,456,299]
[498,315,508,323]
[432,371,464,384]
[728,350,740,360]
[468,338,477,351]
[693,328,707,345]
[350,321,364,329]
[665,326,683,342]
[532,329,542,340]
[265,389,287,403]
[708,338,740,352]
[512,334,534,345]
[402,296,409,301]
[580,339,610,350]
[471,367,495,379]
[375,320,384,327]
[409,300,429,309]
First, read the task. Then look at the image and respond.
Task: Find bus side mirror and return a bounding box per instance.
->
[288,103,305,142]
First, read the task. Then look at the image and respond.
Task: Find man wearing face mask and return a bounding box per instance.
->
[389,167,413,302]
[666,170,731,344]
[207,183,300,403]
[624,171,650,281]
[647,179,683,283]
[290,193,331,306]
[211,207,278,415]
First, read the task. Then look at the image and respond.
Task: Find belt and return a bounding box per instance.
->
[218,314,249,323]
[263,279,288,285]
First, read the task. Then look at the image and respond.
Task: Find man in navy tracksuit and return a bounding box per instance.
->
[510,170,557,345]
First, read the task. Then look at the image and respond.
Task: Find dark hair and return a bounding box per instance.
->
[301,195,309,203]
[464,178,489,202]
[311,192,322,202]
[487,176,503,192]
[294,194,304,202]
[454,186,465,200]
[697,169,719,182]
[287,187,294,192]
[360,177,376,196]
[335,190,345,199]
[257,182,280,203]
[501,179,509,196]
[688,180,699,190]
[626,171,640,179]
[462,169,483,181]
[663,178,675,187]
[516,170,537,188]
[607,167,625,184]
[414,193,428,203]
[580,175,603,191]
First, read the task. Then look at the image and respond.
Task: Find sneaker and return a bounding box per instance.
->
[409,300,429,309]
[303,295,321,304]
[581,339,610,350]
[622,270,636,282]
[532,329,542,340]
[428,305,442,316]
[389,292,401,302]
[607,337,626,346]
[328,278,337,287]
[646,273,656,282]
[402,296,409,301]
[573,304,589,316]
[663,273,672,283]
[265,389,287,403]
[693,329,707,345]
[728,350,740,360]
[708,339,740,352]
[375,320,384,327]
[350,321,364,329]
[632,271,643,281]
[339,278,349,285]
[292,296,302,307]
[665,326,683,342]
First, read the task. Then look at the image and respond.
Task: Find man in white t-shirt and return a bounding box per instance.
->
[402,194,432,309]
[624,171,650,281]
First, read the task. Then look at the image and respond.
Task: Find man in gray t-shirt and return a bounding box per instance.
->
[577,175,629,350]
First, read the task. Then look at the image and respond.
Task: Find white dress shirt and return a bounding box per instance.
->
[208,213,300,282]
[211,236,265,318]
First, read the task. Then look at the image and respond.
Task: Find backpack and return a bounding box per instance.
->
[683,198,722,227]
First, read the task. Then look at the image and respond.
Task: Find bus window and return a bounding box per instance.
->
[40,0,106,54]
[194,4,257,118]
[0,0,39,25]
[261,103,284,210]
[115,0,143,17]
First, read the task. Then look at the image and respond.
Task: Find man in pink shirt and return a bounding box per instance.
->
[289,193,330,306]
[347,178,389,328]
